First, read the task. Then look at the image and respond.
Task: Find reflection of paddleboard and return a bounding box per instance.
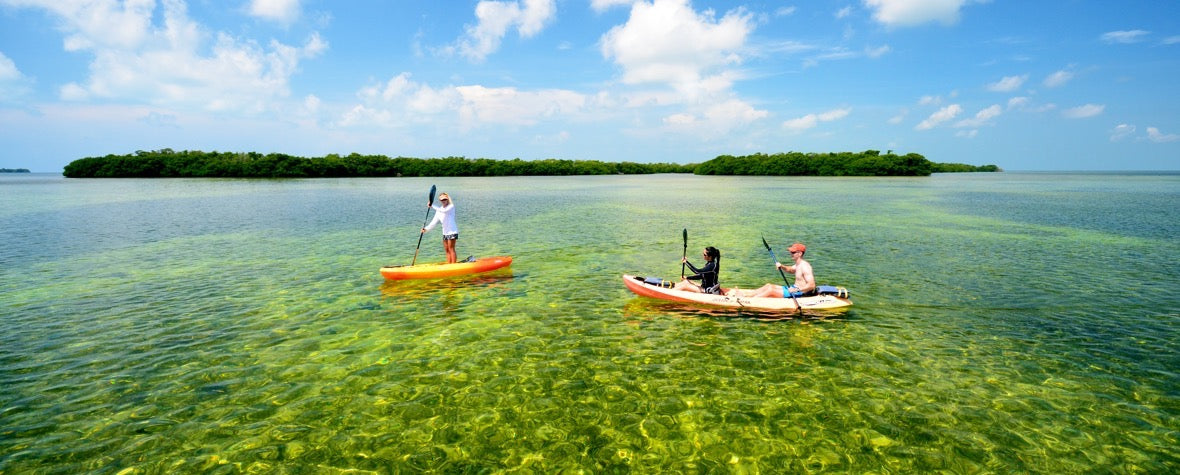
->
[622,274,852,313]
[381,256,513,280]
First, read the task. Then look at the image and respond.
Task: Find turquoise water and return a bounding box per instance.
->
[1,172,1177,473]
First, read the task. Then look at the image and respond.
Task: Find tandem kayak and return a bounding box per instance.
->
[622,274,852,313]
[381,256,513,280]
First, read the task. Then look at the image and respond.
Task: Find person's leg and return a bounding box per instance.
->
[748,284,785,298]
[673,280,702,292]
[443,238,457,263]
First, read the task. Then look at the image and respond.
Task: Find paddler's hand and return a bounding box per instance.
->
[681,257,688,263]
[421,228,427,234]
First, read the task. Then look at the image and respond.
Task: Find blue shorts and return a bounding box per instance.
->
[782,286,802,298]
[443,233,458,241]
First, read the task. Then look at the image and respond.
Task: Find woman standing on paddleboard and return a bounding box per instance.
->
[422,192,459,263]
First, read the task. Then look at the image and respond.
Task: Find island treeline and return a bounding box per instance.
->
[62,149,999,178]
[695,151,999,176]
[1,168,31,173]
[62,150,691,178]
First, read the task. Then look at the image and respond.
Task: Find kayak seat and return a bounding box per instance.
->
[816,285,849,298]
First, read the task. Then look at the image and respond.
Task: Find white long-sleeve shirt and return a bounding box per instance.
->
[424,202,457,235]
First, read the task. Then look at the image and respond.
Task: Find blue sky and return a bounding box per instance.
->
[1,0,1177,172]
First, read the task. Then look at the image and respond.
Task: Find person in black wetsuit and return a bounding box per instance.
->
[674,246,721,294]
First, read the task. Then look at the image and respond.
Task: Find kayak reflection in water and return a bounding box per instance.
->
[728,242,815,298]
[675,246,722,294]
[421,192,459,263]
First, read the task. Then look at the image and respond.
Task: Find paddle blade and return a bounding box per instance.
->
[427,184,437,206]
[761,234,772,251]
[682,228,687,247]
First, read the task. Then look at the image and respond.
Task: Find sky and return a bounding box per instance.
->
[0,0,1177,172]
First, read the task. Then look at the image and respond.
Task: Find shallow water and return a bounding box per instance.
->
[1,172,1177,473]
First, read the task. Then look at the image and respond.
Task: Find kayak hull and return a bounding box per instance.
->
[381,256,513,280]
[622,274,852,313]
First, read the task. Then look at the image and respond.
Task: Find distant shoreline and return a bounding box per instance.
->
[61,149,1000,178]
[0,168,31,173]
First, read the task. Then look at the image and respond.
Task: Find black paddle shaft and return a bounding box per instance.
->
[411,185,437,266]
[681,228,688,278]
[762,235,803,313]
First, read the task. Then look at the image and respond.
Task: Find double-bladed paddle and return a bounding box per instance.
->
[411,185,437,266]
[762,235,802,313]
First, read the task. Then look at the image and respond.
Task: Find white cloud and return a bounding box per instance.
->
[915,104,962,130]
[835,6,853,19]
[954,104,1001,127]
[249,0,301,25]
[776,6,797,16]
[1164,36,1180,45]
[1007,96,1029,109]
[1146,127,1179,143]
[1062,103,1104,119]
[863,0,979,27]
[0,51,33,102]
[591,0,636,12]
[600,0,753,95]
[782,107,850,131]
[456,0,557,62]
[1043,70,1073,88]
[346,72,587,129]
[1101,30,1150,44]
[865,45,891,58]
[8,1,326,113]
[0,51,20,80]
[1110,124,1135,142]
[987,74,1027,92]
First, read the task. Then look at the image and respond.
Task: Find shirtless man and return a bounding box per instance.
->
[728,243,814,298]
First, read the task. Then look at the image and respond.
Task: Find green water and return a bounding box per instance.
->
[1,172,1177,473]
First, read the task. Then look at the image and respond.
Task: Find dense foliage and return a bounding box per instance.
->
[931,162,1002,173]
[61,149,999,178]
[696,150,945,176]
[0,168,31,173]
[63,149,693,178]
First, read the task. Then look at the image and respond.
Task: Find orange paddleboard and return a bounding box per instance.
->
[381,256,512,280]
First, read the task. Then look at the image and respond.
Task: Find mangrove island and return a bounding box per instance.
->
[62,149,999,178]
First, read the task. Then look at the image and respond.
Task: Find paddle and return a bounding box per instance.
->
[762,235,802,313]
[681,228,688,279]
[411,185,437,266]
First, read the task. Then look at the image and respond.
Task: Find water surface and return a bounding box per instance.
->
[1,172,1177,473]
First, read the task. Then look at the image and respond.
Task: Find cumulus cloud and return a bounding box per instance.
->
[343,72,587,129]
[6,0,326,113]
[591,0,636,12]
[987,74,1027,92]
[1101,30,1149,44]
[954,104,1001,127]
[915,104,962,130]
[1007,96,1029,109]
[1110,124,1136,142]
[0,51,34,102]
[1062,103,1104,119]
[1146,127,1179,143]
[1043,70,1073,88]
[0,51,20,81]
[1110,124,1180,143]
[782,107,850,131]
[600,0,753,95]
[249,0,301,25]
[456,0,557,62]
[863,0,980,27]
